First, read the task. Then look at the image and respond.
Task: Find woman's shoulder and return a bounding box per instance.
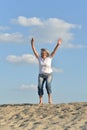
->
[48,55,53,59]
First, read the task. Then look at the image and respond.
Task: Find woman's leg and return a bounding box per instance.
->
[48,94,52,104]
[39,96,43,104]
[46,73,53,104]
[38,74,45,104]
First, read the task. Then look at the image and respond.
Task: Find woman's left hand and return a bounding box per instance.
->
[57,38,62,45]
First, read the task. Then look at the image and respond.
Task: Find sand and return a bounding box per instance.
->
[0,102,87,130]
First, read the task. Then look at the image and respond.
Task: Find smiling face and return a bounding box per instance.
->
[41,48,50,59]
[41,51,48,59]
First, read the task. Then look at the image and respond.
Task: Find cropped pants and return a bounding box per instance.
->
[38,73,53,96]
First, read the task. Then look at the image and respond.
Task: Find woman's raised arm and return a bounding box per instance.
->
[31,38,39,58]
[50,38,62,57]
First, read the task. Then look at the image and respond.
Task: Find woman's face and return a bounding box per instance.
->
[41,51,47,59]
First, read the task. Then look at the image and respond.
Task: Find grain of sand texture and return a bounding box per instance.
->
[0,102,87,130]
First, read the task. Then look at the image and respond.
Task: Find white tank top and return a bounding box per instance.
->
[38,56,53,74]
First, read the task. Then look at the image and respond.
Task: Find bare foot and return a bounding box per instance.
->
[39,101,43,105]
[49,101,52,104]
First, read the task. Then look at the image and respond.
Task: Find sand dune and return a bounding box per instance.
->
[0,102,87,130]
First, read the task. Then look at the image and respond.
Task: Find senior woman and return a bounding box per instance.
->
[31,38,62,104]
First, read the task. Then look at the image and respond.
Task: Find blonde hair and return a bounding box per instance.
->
[41,48,50,56]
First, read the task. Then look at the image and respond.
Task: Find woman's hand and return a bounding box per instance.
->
[57,38,62,45]
[31,38,34,44]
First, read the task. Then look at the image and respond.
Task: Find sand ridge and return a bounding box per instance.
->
[0,102,87,130]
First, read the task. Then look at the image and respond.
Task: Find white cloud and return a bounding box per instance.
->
[52,67,63,73]
[12,16,81,44]
[20,84,37,90]
[0,26,10,31]
[0,33,25,43]
[6,54,38,64]
[29,18,80,44]
[65,43,87,49]
[11,16,43,26]
[1,17,85,49]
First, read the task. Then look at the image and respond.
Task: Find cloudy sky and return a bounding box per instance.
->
[0,0,87,104]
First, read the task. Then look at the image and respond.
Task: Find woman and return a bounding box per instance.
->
[31,38,62,104]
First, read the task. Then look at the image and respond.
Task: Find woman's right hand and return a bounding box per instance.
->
[31,38,34,44]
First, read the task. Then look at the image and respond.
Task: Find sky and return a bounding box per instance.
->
[0,0,87,104]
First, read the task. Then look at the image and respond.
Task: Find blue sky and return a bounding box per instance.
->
[0,0,87,104]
